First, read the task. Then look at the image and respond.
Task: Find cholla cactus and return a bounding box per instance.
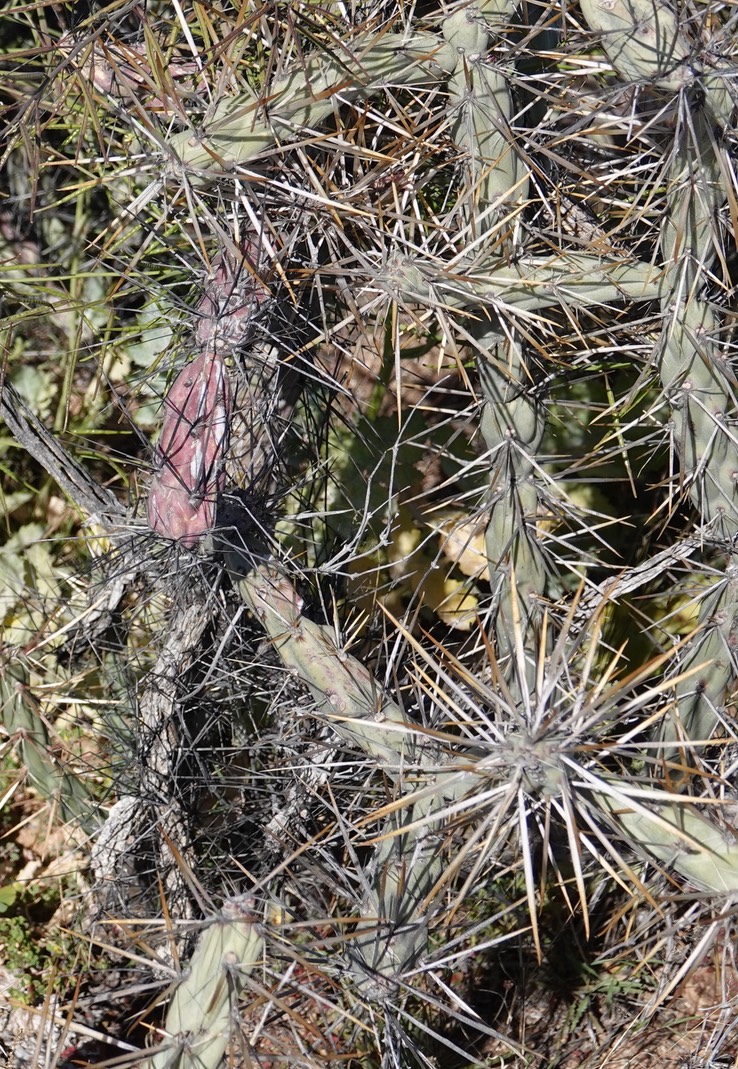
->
[5,1,738,1066]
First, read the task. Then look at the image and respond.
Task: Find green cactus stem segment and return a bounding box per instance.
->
[478,340,547,668]
[1,659,99,830]
[636,32,738,753]
[237,566,411,769]
[441,0,547,699]
[443,6,523,235]
[577,0,738,766]
[168,32,455,175]
[235,565,469,992]
[383,253,662,315]
[149,895,263,1069]
[660,561,738,760]
[578,0,692,89]
[592,779,738,895]
[235,567,482,797]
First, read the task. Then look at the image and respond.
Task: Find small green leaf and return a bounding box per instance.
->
[0,883,21,914]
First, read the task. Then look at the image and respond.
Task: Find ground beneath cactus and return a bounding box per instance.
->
[480,949,738,1068]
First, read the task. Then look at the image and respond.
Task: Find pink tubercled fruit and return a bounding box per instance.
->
[195,250,268,351]
[148,349,230,545]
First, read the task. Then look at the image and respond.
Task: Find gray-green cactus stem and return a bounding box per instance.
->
[441,1,547,695]
[149,895,263,1069]
[235,565,473,992]
[644,39,738,754]
[478,333,547,675]
[443,3,524,236]
[577,0,738,766]
[578,0,692,89]
[346,790,445,1000]
[167,32,456,177]
[1,658,99,830]
[237,565,412,770]
[659,559,738,761]
[382,252,662,316]
[657,101,735,525]
[592,777,738,895]
[235,566,483,796]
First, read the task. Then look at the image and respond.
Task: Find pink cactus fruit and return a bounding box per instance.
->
[195,250,269,351]
[148,350,230,546]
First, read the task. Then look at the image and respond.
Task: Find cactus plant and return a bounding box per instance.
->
[4,0,738,1065]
